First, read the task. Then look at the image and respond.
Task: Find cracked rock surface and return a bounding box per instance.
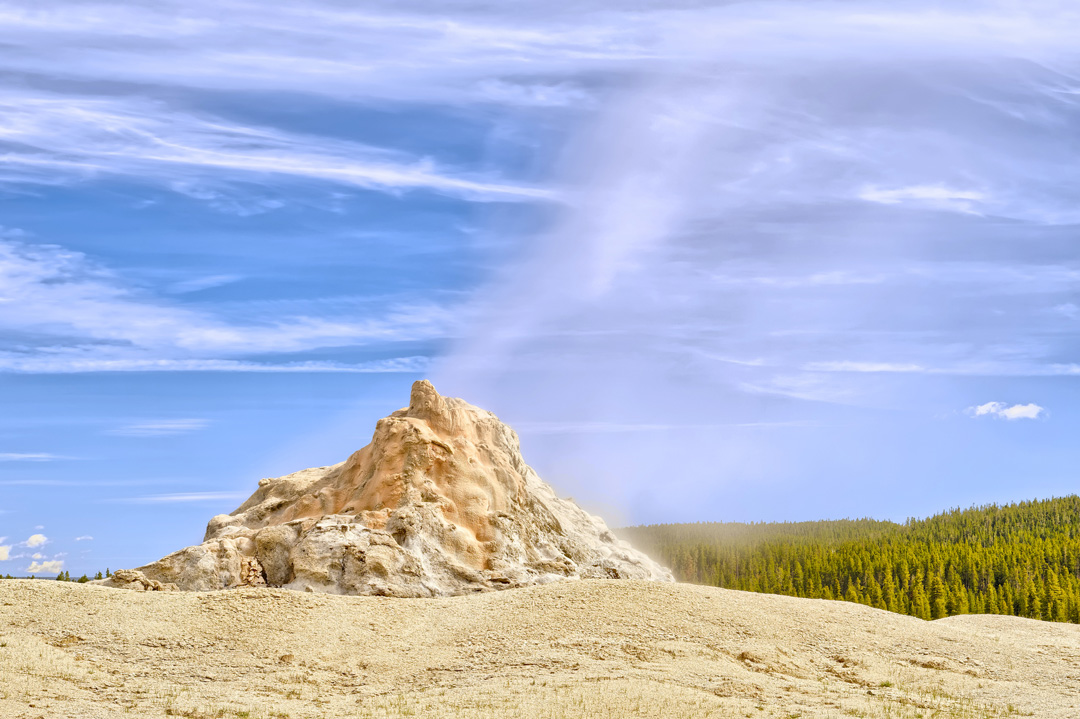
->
[97,380,672,596]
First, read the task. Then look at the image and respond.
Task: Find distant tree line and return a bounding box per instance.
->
[621,496,1080,623]
[1,569,110,582]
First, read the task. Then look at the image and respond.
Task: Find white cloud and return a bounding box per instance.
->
[514,420,815,434]
[0,356,432,374]
[31,553,43,560]
[24,534,47,548]
[74,536,93,541]
[0,545,9,561]
[476,79,594,108]
[111,492,248,503]
[108,419,210,438]
[0,478,188,487]
[0,453,70,461]
[25,560,63,575]
[967,401,1046,420]
[859,184,985,212]
[806,361,927,373]
[167,274,244,294]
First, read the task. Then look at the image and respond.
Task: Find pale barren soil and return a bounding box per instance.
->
[2,580,1079,719]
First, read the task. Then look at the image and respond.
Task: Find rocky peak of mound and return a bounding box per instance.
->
[100,380,672,596]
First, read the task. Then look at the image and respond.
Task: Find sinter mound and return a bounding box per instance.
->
[98,380,672,596]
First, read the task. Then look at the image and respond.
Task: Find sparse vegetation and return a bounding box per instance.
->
[3,569,104,582]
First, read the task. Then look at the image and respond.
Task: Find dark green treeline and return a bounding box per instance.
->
[620,496,1080,623]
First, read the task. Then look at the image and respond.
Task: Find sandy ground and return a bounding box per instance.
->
[2,580,1079,719]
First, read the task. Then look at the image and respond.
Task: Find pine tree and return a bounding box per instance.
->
[911,583,931,620]
[882,572,899,613]
[867,576,885,609]
[929,575,947,620]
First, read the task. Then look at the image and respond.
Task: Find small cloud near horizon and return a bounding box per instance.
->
[967,402,1046,421]
[25,559,63,574]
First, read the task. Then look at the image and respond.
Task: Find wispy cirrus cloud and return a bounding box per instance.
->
[0,452,73,461]
[0,479,183,486]
[166,274,244,294]
[515,420,820,436]
[3,0,1080,529]
[0,91,552,202]
[0,356,433,374]
[107,419,210,438]
[0,233,453,372]
[806,362,928,374]
[110,491,248,504]
[859,184,986,213]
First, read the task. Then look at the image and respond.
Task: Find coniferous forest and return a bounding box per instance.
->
[621,496,1080,623]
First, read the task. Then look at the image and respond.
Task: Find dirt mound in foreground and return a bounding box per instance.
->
[2,580,1079,718]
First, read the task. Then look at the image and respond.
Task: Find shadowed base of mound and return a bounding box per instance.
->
[2,579,1079,718]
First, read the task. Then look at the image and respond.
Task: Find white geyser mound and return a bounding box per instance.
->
[98,380,672,596]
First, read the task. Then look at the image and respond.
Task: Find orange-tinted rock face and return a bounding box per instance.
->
[101,381,673,596]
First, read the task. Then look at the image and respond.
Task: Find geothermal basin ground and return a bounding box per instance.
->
[3,580,1080,718]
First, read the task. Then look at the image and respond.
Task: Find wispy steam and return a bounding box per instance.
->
[434,1,1080,521]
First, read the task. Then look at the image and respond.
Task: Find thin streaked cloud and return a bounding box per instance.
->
[0,356,432,374]
[109,491,248,504]
[513,421,819,434]
[0,452,74,461]
[167,274,244,294]
[0,91,553,202]
[108,419,210,437]
[0,233,453,372]
[0,479,186,486]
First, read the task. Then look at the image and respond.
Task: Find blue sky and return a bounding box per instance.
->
[3,1,1080,576]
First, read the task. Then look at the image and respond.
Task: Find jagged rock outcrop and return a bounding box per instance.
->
[97,380,672,596]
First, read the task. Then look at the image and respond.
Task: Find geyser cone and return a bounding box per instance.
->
[99,380,673,596]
